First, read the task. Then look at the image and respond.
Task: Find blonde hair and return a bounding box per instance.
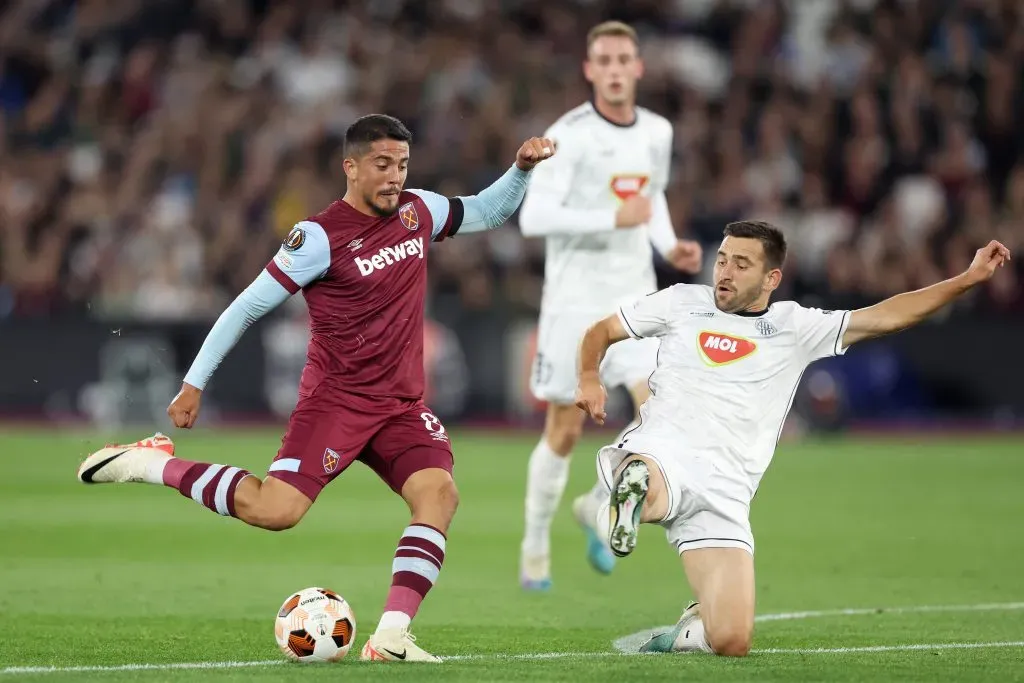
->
[586,20,639,52]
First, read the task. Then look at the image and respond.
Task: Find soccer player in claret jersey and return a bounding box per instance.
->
[574,221,1012,657]
[76,114,556,663]
[516,20,703,591]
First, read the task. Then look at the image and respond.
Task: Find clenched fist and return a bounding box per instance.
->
[615,195,652,229]
[668,239,703,274]
[516,137,556,171]
[964,240,1012,286]
[167,383,202,429]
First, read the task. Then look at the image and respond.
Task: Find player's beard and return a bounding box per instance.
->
[369,191,399,217]
[715,283,765,314]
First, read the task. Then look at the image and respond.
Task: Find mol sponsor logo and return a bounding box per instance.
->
[354,237,424,276]
[697,331,757,366]
[610,174,649,200]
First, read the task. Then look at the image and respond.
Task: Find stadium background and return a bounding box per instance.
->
[2,2,1024,680]
[1,0,1023,433]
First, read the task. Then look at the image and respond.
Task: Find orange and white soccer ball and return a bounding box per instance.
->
[274,587,356,662]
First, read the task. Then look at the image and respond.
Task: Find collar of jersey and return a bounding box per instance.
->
[731,306,770,318]
[589,99,637,128]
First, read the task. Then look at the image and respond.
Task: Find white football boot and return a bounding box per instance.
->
[519,552,552,591]
[360,627,442,662]
[639,601,703,653]
[571,492,616,575]
[77,433,175,484]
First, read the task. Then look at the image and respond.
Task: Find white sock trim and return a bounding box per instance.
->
[213,466,241,516]
[376,610,411,633]
[190,464,224,504]
[142,451,170,485]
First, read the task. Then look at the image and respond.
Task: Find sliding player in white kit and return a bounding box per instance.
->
[575,221,1012,656]
[516,20,703,590]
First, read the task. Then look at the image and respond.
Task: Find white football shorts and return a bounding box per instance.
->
[530,311,659,405]
[596,435,755,556]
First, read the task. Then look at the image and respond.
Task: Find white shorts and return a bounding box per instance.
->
[596,435,755,556]
[530,311,660,405]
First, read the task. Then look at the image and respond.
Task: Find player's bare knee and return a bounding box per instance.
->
[236,494,306,531]
[707,624,752,657]
[433,478,459,518]
[253,505,305,532]
[546,429,579,456]
[544,404,584,456]
[403,468,459,524]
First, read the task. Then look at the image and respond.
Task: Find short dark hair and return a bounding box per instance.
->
[344,114,412,157]
[723,220,787,270]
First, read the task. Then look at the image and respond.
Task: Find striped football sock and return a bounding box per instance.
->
[376,524,446,632]
[163,459,251,518]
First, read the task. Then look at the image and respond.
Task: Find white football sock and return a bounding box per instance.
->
[521,438,570,558]
[142,449,171,485]
[376,610,411,633]
[674,617,715,653]
[586,479,608,507]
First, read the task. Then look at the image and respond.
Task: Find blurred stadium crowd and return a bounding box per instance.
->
[1,0,1022,324]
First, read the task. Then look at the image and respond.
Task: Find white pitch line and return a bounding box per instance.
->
[614,601,1024,653]
[0,661,285,676]
[758,641,1024,655]
[5,601,1024,676]
[449,641,1024,659]
[6,641,1024,675]
[754,601,1024,623]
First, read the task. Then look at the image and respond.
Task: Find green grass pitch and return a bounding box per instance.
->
[1,427,1023,681]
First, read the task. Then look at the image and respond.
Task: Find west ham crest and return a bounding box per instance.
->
[322,448,341,474]
[398,202,419,231]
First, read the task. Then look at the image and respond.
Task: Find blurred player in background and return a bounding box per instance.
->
[516,20,703,591]
[76,114,556,663]
[575,222,1012,656]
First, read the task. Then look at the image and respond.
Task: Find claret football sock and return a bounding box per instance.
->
[162,458,253,517]
[377,524,446,633]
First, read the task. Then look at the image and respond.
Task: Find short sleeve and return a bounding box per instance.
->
[618,287,677,339]
[792,306,852,361]
[406,188,463,242]
[265,221,331,294]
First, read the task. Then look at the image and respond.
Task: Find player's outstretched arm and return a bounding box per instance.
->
[576,286,676,422]
[575,315,631,425]
[455,137,556,234]
[843,240,1011,348]
[167,222,330,429]
[518,125,651,237]
[168,273,290,428]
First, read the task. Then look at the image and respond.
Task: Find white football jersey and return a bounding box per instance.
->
[519,101,677,316]
[617,284,852,495]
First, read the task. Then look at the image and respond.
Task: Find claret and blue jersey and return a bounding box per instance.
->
[181,164,531,400]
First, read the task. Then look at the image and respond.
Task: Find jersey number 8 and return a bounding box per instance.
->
[421,412,446,434]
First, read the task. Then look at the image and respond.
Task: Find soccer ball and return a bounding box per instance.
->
[274,587,356,662]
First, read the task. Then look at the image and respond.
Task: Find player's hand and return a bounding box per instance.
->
[964,240,1012,286]
[575,373,608,425]
[615,195,652,228]
[668,239,703,274]
[516,137,556,171]
[168,383,202,429]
